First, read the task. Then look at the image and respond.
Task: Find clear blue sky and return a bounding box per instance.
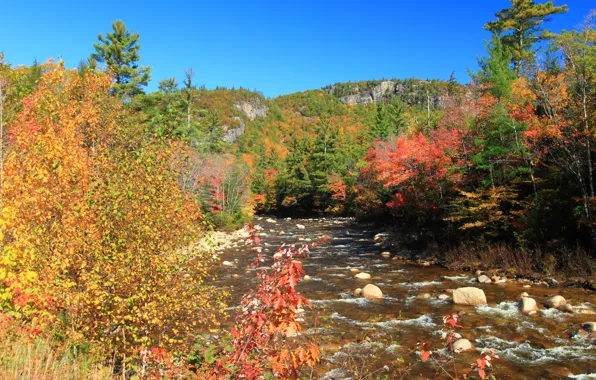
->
[1,0,592,98]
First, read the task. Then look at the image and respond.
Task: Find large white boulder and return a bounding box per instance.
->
[453,287,487,306]
[362,284,383,299]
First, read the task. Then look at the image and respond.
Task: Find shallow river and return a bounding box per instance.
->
[215,217,596,379]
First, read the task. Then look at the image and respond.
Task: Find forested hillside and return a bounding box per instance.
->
[1,0,595,378]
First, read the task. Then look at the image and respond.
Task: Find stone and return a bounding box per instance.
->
[475,270,484,276]
[303,275,312,281]
[445,289,455,294]
[583,322,596,332]
[416,293,431,300]
[438,294,451,301]
[579,309,596,315]
[478,275,491,283]
[452,339,473,353]
[296,224,306,230]
[381,252,391,258]
[523,284,532,288]
[355,272,372,280]
[279,231,285,235]
[362,284,383,299]
[453,287,487,306]
[519,297,540,315]
[266,218,276,223]
[353,288,362,296]
[558,304,574,313]
[491,275,501,282]
[222,261,233,267]
[519,292,530,299]
[350,268,361,273]
[232,274,240,278]
[544,295,566,309]
[420,261,431,267]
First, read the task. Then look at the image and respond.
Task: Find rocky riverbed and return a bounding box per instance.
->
[210,217,596,379]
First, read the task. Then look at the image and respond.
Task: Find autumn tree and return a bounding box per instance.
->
[484,0,568,72]
[92,20,151,99]
[0,63,224,369]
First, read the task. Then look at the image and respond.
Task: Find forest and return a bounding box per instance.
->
[0,0,595,378]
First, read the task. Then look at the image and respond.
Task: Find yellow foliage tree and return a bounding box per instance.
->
[0,62,225,363]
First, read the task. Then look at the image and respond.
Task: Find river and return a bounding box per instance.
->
[214,217,596,379]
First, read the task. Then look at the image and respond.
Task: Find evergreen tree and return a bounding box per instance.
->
[92,20,151,98]
[484,0,568,72]
[197,111,227,153]
[472,34,517,99]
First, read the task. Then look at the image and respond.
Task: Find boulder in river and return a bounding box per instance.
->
[303,275,312,281]
[381,252,391,258]
[519,292,530,299]
[519,297,540,315]
[580,309,596,315]
[350,268,361,274]
[353,288,362,296]
[583,322,596,332]
[478,275,491,283]
[544,295,566,309]
[416,293,431,300]
[222,261,233,267]
[355,272,372,280]
[438,294,451,301]
[362,284,383,299]
[452,338,473,353]
[296,224,306,230]
[558,304,574,313]
[266,218,277,223]
[453,287,487,306]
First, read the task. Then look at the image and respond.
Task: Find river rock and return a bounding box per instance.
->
[303,275,312,281]
[452,338,473,353]
[266,218,276,223]
[453,287,487,306]
[583,322,596,332]
[523,284,532,288]
[478,275,491,283]
[519,297,540,315]
[296,224,306,230]
[559,304,574,313]
[362,284,383,299]
[580,309,596,315]
[416,293,431,300]
[491,275,501,282]
[350,268,361,273]
[232,274,240,278]
[222,261,233,267]
[438,294,451,301]
[355,272,372,280]
[544,295,566,309]
[354,288,362,296]
[475,270,484,276]
[519,292,530,299]
[380,251,391,258]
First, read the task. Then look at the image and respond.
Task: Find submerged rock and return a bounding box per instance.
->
[362,284,383,299]
[559,304,574,313]
[453,287,487,306]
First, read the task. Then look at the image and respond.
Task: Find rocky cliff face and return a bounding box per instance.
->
[328,80,446,108]
[234,99,268,121]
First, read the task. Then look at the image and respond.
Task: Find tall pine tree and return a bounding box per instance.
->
[92,20,151,99]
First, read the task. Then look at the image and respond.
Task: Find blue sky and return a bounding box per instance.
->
[1,0,592,97]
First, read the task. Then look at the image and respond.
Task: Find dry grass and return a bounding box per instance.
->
[0,331,110,380]
[444,240,596,279]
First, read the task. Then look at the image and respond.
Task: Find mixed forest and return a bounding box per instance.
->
[0,0,595,378]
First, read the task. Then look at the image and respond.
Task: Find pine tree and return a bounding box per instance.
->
[472,34,517,100]
[92,20,151,98]
[484,0,568,72]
